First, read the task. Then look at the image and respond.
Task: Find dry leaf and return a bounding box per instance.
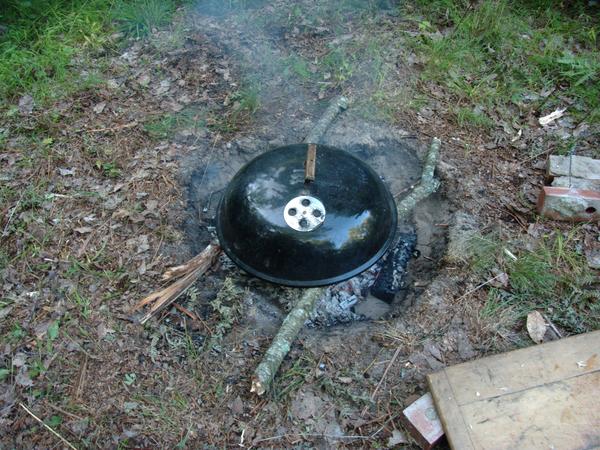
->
[526,311,548,344]
[92,102,106,114]
[388,429,408,446]
[539,108,566,126]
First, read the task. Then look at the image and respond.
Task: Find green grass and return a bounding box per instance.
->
[469,230,599,336]
[0,0,115,102]
[408,0,600,125]
[454,106,494,130]
[144,107,206,139]
[0,0,188,104]
[112,0,177,38]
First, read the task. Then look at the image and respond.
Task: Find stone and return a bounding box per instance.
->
[18,94,34,115]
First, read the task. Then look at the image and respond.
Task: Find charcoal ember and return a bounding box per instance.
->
[370,232,417,303]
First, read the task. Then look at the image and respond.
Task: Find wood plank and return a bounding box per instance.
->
[428,371,476,450]
[428,330,600,450]
[461,370,600,450]
[441,331,600,403]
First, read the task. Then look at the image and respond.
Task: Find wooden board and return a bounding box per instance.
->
[428,331,600,450]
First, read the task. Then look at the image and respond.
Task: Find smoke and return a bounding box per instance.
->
[185,0,403,133]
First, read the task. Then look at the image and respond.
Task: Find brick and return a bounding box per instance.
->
[538,186,600,221]
[401,392,444,450]
[547,155,600,180]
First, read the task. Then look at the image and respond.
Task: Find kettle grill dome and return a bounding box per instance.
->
[216,144,397,287]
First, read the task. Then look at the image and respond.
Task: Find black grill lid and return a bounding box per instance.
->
[216,143,397,287]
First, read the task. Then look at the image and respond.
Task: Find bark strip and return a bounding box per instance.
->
[134,242,221,324]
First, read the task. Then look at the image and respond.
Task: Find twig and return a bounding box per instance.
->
[2,192,24,237]
[19,403,77,450]
[454,273,504,303]
[173,303,213,334]
[46,403,84,421]
[73,354,87,400]
[362,346,402,416]
[542,313,563,339]
[77,121,138,134]
[251,427,384,447]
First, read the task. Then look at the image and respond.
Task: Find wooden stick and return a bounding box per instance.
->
[134,242,221,324]
[76,121,138,134]
[161,245,219,281]
[250,138,443,396]
[20,403,77,450]
[304,143,317,183]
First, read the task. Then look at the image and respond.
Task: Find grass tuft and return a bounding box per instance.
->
[112,0,177,38]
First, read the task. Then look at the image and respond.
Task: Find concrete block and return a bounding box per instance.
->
[547,155,600,180]
[551,176,600,191]
[401,392,444,449]
[538,186,600,221]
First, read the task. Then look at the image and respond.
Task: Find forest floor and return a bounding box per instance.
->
[1,0,599,448]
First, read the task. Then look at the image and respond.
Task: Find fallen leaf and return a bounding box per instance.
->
[526,311,548,344]
[15,367,33,387]
[539,108,566,126]
[74,227,93,234]
[387,429,408,447]
[97,322,115,339]
[92,102,106,114]
[155,80,171,96]
[47,321,59,341]
[58,168,75,176]
[229,396,244,415]
[337,376,353,384]
[12,353,27,368]
[490,270,509,288]
[18,94,34,115]
[0,306,13,320]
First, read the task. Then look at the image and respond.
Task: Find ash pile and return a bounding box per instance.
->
[306,232,417,327]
